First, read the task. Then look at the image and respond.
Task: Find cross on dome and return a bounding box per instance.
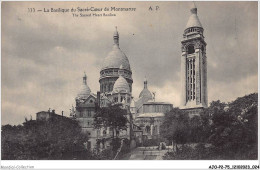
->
[144,76,148,89]
[113,26,119,46]
[83,71,87,84]
[192,1,197,9]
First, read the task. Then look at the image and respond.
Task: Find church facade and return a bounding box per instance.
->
[70,28,135,150]
[70,4,208,149]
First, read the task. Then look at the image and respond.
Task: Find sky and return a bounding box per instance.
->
[1,1,258,125]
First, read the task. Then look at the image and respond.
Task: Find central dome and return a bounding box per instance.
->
[101,28,131,71]
[101,45,131,71]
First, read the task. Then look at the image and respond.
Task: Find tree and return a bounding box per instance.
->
[208,93,258,159]
[162,93,258,160]
[93,104,129,158]
[189,115,203,142]
[160,108,190,151]
[93,104,128,138]
[2,115,89,160]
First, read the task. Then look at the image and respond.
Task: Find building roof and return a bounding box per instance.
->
[134,97,145,110]
[36,111,52,115]
[137,112,165,118]
[144,101,172,105]
[101,28,131,71]
[139,89,153,101]
[77,73,91,99]
[185,6,203,29]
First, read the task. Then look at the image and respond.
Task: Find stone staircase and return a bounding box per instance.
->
[129,147,168,160]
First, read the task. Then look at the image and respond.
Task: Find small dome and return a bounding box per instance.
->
[77,73,91,99]
[113,76,130,93]
[139,89,153,100]
[77,84,91,99]
[185,7,203,29]
[139,78,153,101]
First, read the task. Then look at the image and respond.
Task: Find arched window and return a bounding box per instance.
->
[188,45,195,54]
[146,126,151,134]
[154,125,157,135]
[103,130,107,137]
[109,83,113,91]
[88,110,91,117]
[105,84,108,92]
[201,45,204,53]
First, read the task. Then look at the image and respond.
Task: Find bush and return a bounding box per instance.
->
[143,139,159,147]
[163,142,258,160]
[163,143,213,160]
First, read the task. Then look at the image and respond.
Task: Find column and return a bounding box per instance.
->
[158,123,160,135]
[125,93,128,105]
[200,49,204,105]
[193,59,195,100]
[187,59,190,101]
[151,124,153,136]
[189,59,192,101]
[181,52,187,106]
[195,48,201,104]
[204,55,208,107]
[189,59,193,100]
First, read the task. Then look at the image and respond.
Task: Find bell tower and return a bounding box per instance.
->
[180,4,208,112]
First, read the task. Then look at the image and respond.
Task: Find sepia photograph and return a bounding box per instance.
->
[1,1,259,169]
